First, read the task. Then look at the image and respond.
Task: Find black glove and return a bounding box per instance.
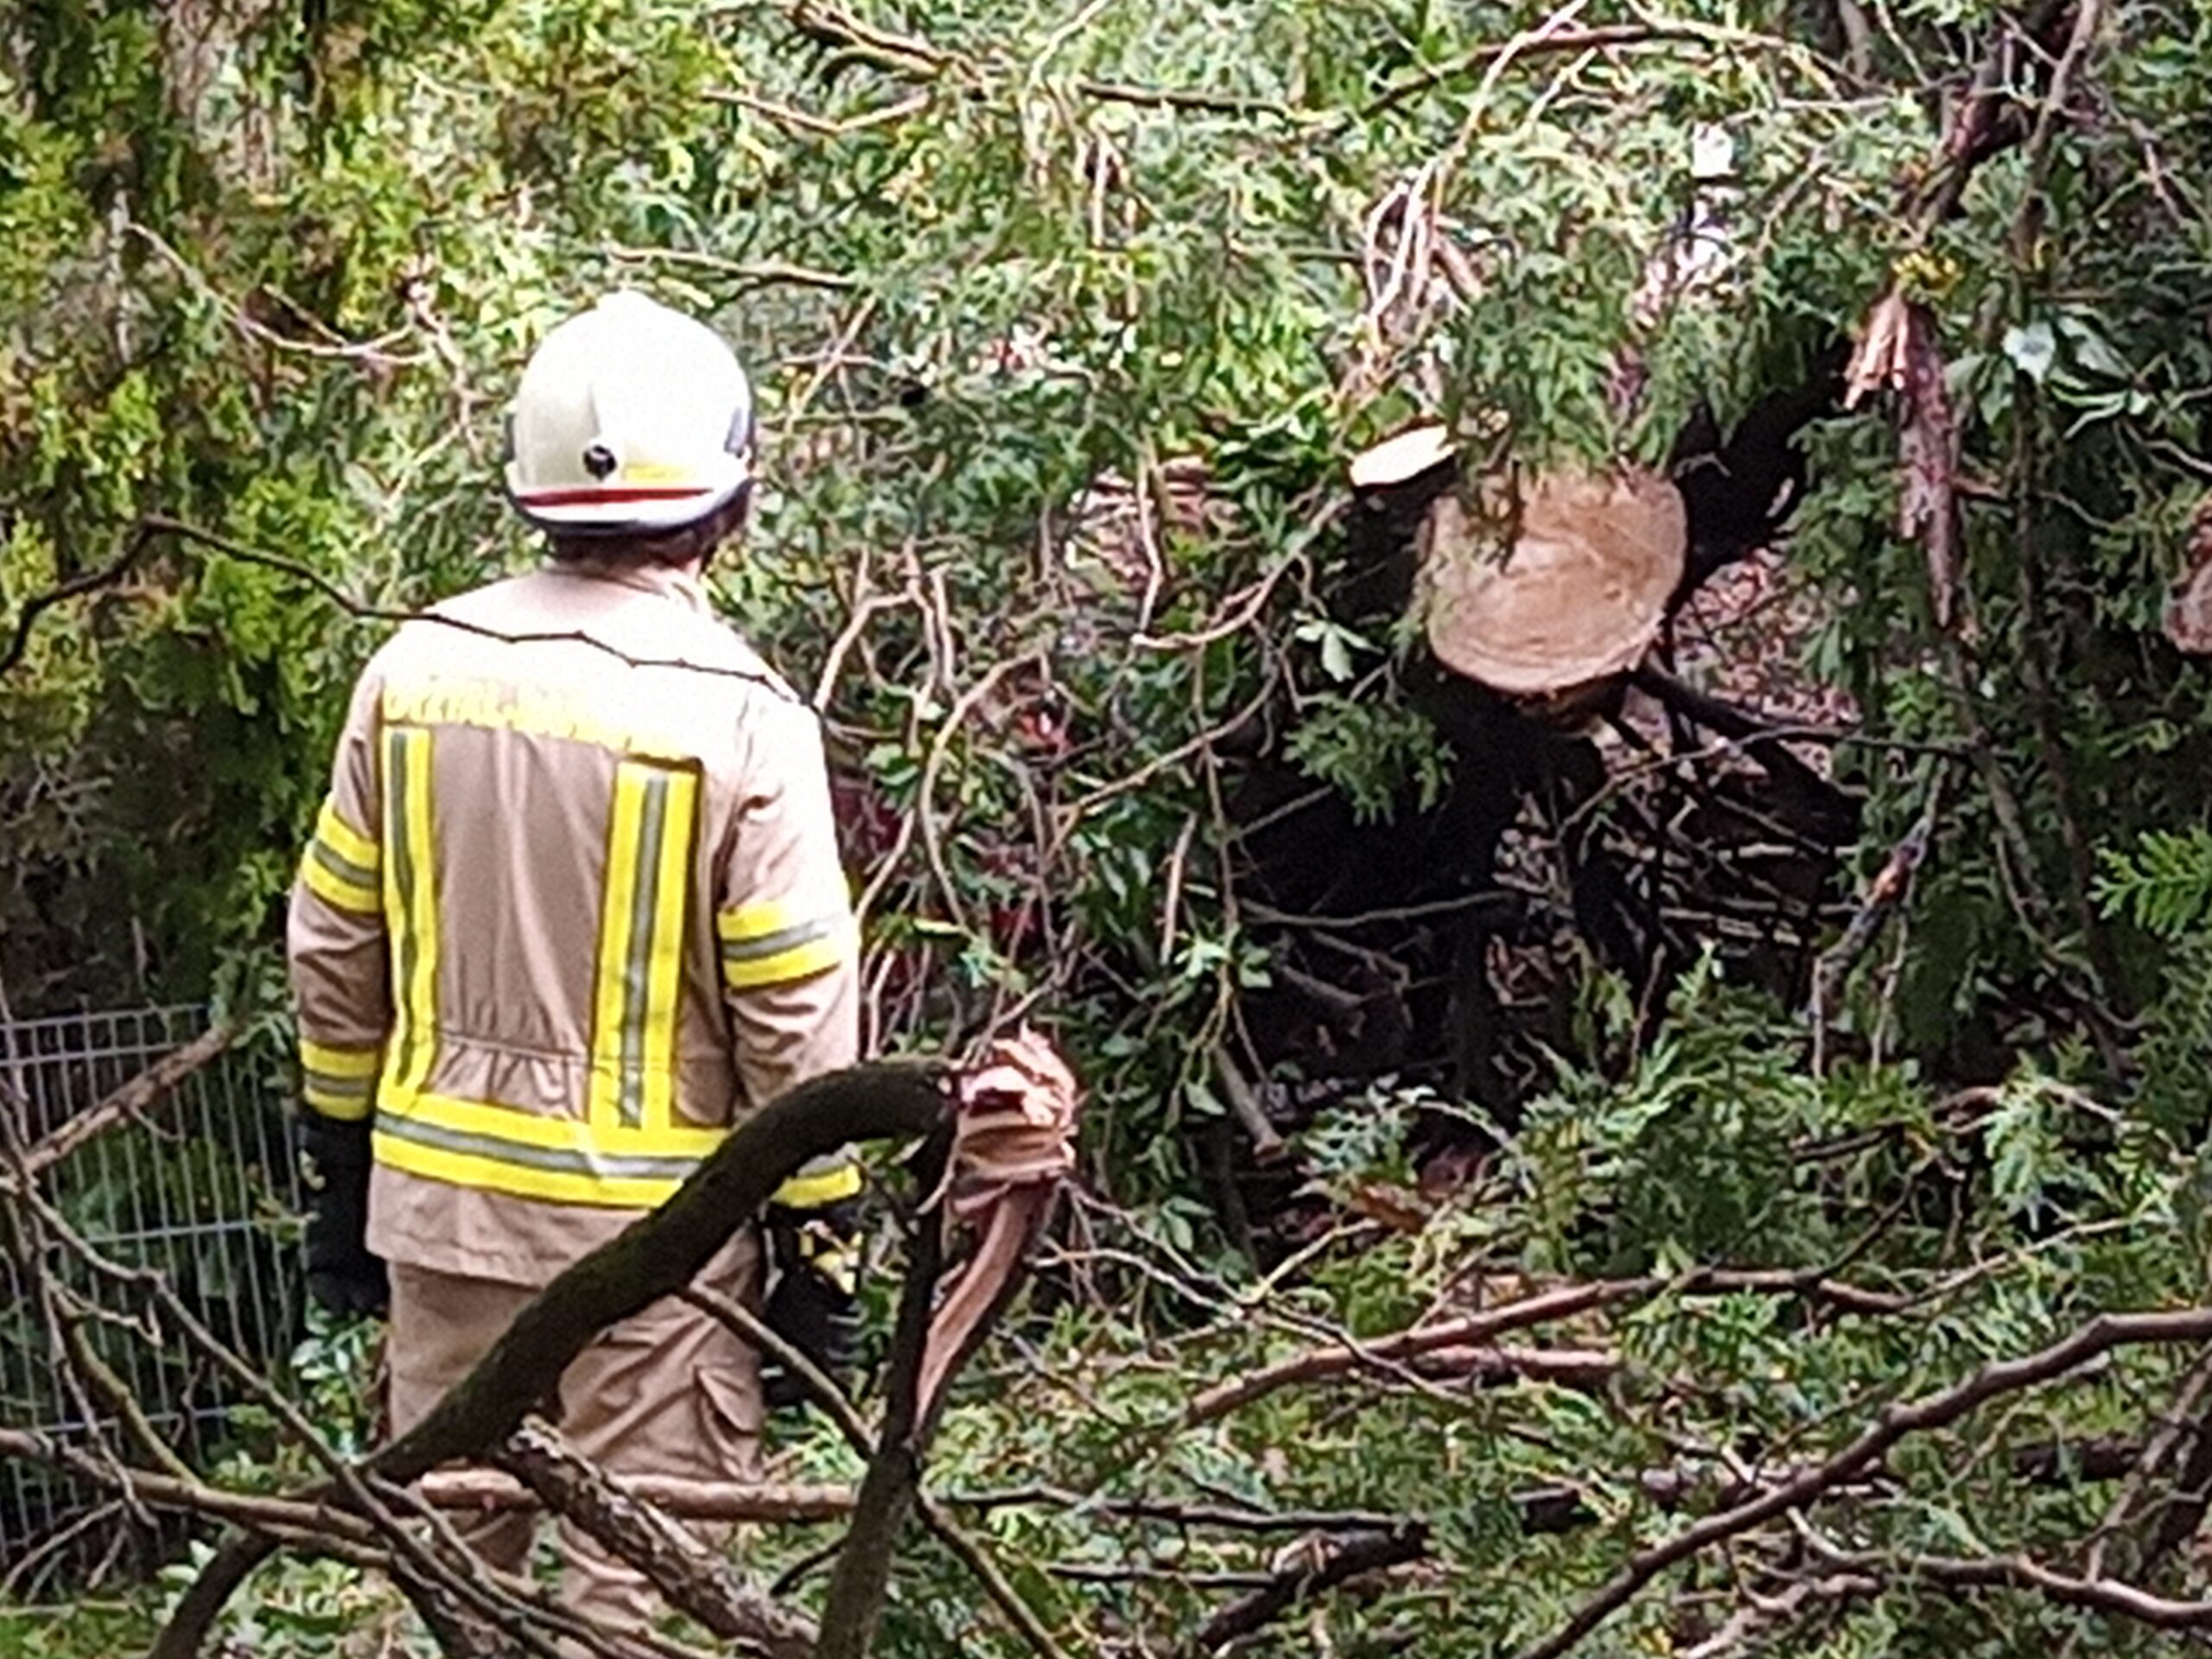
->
[297,1112,388,1319]
[760,1196,862,1411]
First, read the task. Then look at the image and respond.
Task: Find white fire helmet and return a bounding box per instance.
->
[502,290,755,537]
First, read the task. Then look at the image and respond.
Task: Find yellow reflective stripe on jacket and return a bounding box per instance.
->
[316,800,380,871]
[381,1085,727,1159]
[373,1083,728,1209]
[372,1130,694,1209]
[640,769,696,1120]
[302,1038,381,1078]
[302,853,380,914]
[303,1077,373,1121]
[588,761,699,1130]
[301,799,382,914]
[300,1036,381,1122]
[802,1238,860,1295]
[382,728,440,1098]
[716,899,857,989]
[588,765,645,1126]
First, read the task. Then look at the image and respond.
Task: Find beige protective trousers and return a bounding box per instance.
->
[386,1240,762,1634]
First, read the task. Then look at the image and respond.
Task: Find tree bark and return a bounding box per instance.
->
[372,1063,949,1484]
[813,1135,950,1659]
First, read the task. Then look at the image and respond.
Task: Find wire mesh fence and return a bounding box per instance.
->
[0,1005,304,1593]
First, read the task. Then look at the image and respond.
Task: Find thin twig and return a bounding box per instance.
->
[1809,779,1942,1070]
[1810,1534,2212,1631]
[1518,1306,2212,1659]
[0,524,160,678]
[7,1022,234,1184]
[1185,1269,1907,1426]
[707,86,931,136]
[1,514,805,699]
[603,245,859,290]
[1357,21,1806,121]
[918,655,1040,938]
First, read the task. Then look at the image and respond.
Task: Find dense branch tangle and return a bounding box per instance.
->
[10,1023,2212,1659]
[0,1042,1085,1659]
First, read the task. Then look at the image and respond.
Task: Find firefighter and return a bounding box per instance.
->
[286,289,863,1629]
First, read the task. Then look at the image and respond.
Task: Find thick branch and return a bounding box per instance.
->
[148,1062,946,1659]
[404,1431,2145,1534]
[150,1534,280,1659]
[814,1135,950,1659]
[2145,1369,2212,1567]
[492,1419,816,1657]
[419,1470,857,1522]
[372,1062,947,1483]
[684,1286,1073,1659]
[1905,3,2078,229]
[1189,1523,1428,1653]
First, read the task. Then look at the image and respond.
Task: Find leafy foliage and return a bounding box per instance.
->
[73,965,2203,1659]
[2094,826,2212,940]
[9,0,2212,1656]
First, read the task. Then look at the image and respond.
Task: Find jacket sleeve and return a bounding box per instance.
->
[715,696,861,1206]
[287,666,392,1120]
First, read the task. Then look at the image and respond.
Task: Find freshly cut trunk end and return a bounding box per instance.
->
[1421,467,1687,700]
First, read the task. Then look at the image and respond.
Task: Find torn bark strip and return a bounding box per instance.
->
[1846,292,1965,636]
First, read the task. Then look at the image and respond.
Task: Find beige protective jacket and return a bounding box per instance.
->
[286,559,860,1287]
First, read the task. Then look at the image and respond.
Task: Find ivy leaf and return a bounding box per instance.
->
[1293,616,1374,684]
[2001,321,2056,384]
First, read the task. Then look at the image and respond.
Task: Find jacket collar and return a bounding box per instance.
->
[546,556,710,614]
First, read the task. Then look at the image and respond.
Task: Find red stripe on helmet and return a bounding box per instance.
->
[519,486,715,506]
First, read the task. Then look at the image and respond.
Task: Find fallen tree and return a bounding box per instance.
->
[3,1030,1087,1659]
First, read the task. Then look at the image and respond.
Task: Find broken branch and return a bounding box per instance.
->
[9,1021,235,1185]
[1517,1305,2212,1659]
[1189,1522,1429,1653]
